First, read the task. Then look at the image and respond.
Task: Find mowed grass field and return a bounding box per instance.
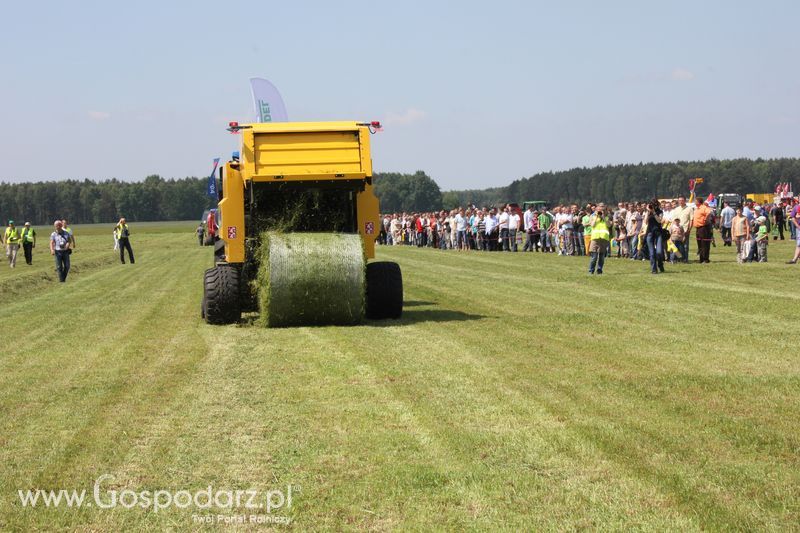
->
[0,222,798,530]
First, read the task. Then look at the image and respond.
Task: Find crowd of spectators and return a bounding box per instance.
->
[378,196,800,268]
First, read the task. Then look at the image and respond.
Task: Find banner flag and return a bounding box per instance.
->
[207,158,220,197]
[250,78,288,123]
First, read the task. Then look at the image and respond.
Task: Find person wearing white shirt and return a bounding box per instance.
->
[508,209,521,252]
[455,209,468,250]
[523,206,535,251]
[498,207,511,251]
[719,202,736,246]
[484,209,498,251]
[390,215,401,245]
[523,207,533,232]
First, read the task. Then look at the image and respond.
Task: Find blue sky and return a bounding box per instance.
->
[1,0,798,190]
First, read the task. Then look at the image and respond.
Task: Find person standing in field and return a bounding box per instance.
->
[588,204,612,275]
[508,207,520,252]
[50,220,71,282]
[731,207,750,264]
[668,218,685,263]
[615,216,629,258]
[390,214,401,245]
[626,205,643,260]
[538,208,552,253]
[671,196,693,262]
[788,201,800,264]
[582,207,594,256]
[693,197,713,263]
[196,223,204,246]
[21,222,36,265]
[771,202,785,240]
[719,201,735,246]
[754,215,769,262]
[644,200,665,274]
[62,219,76,250]
[114,218,135,264]
[4,220,22,268]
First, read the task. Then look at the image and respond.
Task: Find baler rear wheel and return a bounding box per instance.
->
[204,265,241,324]
[365,261,403,319]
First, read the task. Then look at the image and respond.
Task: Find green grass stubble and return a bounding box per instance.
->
[0,229,798,530]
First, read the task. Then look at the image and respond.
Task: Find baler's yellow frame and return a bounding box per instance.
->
[216,121,380,264]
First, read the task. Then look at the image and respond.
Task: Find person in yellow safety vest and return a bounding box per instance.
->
[114,217,135,264]
[62,219,76,250]
[588,204,613,275]
[21,222,36,265]
[4,220,22,268]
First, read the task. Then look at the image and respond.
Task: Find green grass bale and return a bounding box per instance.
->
[257,232,365,327]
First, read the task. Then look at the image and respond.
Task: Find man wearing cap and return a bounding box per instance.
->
[21,222,36,265]
[4,221,22,268]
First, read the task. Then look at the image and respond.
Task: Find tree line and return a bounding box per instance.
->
[2,158,797,224]
[445,158,800,209]
[0,175,214,225]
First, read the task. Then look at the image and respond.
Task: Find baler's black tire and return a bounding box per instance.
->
[365,261,403,319]
[204,265,241,324]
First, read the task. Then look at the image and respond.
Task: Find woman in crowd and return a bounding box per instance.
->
[731,206,750,263]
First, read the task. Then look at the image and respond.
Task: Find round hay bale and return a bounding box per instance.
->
[257,232,365,327]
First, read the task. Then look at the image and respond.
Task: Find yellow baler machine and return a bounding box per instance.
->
[201,121,403,325]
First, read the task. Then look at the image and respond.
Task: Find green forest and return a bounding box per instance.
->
[445,157,800,209]
[0,175,214,225]
[1,158,797,224]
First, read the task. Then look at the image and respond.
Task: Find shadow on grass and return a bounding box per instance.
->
[403,300,436,307]
[365,308,487,326]
[234,308,487,328]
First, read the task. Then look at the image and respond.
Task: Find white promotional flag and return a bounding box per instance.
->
[249,77,288,123]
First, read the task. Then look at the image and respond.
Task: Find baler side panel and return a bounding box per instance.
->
[357,183,380,259]
[218,164,245,264]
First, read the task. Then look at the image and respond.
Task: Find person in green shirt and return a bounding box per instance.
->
[538,210,553,253]
[755,216,769,262]
[581,207,593,256]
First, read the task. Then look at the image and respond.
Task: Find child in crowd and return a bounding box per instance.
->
[669,218,685,263]
[615,221,629,258]
[754,215,769,262]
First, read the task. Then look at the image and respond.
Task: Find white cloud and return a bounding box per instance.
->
[384,108,426,126]
[88,110,111,120]
[670,68,695,81]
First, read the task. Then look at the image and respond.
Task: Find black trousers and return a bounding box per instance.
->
[23,242,33,264]
[119,238,135,263]
[696,225,711,263]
